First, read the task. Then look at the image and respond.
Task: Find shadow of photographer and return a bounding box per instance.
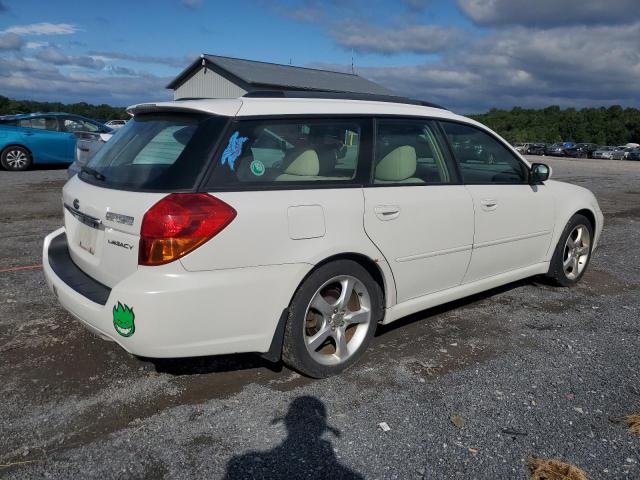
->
[224,395,363,479]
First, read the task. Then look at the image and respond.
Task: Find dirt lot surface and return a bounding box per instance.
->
[1,158,639,479]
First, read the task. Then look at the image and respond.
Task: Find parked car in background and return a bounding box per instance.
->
[545,143,565,156]
[611,146,632,160]
[67,131,115,178]
[513,143,532,154]
[545,142,575,157]
[0,112,112,171]
[105,119,128,129]
[526,143,547,155]
[626,148,640,161]
[564,143,599,158]
[592,146,615,159]
[42,94,603,378]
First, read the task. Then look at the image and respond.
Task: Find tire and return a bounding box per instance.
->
[546,214,594,287]
[1,146,32,171]
[282,260,383,378]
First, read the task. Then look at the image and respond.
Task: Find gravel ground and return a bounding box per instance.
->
[0,157,639,479]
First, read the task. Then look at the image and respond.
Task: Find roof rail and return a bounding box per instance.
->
[243,90,446,110]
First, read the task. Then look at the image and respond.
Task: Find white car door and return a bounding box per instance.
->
[440,121,555,283]
[363,119,475,304]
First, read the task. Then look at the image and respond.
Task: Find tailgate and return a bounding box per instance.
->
[62,175,165,288]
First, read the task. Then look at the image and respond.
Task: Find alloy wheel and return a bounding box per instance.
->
[562,224,591,280]
[303,275,372,366]
[5,149,28,169]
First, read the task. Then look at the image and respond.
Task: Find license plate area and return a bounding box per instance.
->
[65,204,102,256]
[77,223,98,255]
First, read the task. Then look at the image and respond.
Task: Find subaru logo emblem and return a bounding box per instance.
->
[73,198,80,210]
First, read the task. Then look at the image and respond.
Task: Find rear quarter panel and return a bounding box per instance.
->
[180,188,397,307]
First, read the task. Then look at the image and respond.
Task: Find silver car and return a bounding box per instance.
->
[611,147,632,160]
[67,132,113,178]
[592,146,614,159]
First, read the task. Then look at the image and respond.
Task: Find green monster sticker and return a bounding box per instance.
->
[250,159,265,176]
[113,302,135,337]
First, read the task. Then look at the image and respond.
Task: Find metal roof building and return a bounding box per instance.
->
[167,54,396,100]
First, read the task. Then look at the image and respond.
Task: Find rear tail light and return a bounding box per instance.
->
[139,193,236,266]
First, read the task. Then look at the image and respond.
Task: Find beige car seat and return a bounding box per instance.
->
[276,149,320,181]
[374,145,424,183]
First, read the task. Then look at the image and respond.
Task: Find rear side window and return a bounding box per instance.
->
[207,118,368,188]
[374,119,455,185]
[440,121,528,184]
[82,113,228,192]
[18,116,58,131]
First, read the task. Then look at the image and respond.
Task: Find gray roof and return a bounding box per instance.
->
[167,54,396,96]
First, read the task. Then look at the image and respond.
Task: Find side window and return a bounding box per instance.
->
[43,116,60,131]
[17,117,57,130]
[19,118,43,129]
[63,118,100,133]
[440,121,527,184]
[374,119,454,185]
[208,119,365,186]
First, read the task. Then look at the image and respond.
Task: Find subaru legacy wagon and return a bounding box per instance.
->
[43,92,603,378]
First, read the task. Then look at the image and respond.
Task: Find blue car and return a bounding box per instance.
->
[0,112,112,171]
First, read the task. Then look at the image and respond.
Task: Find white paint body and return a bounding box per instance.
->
[43,97,604,358]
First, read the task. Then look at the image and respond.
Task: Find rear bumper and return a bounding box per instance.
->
[43,228,311,358]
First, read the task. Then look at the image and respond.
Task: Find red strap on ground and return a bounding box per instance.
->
[0,264,43,273]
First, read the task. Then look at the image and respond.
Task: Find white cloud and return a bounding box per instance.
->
[33,45,105,70]
[336,22,640,112]
[0,56,172,105]
[457,0,639,27]
[331,22,462,54]
[25,41,48,49]
[2,23,79,36]
[0,33,23,50]
[88,51,190,68]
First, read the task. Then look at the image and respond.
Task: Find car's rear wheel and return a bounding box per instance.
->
[1,146,32,171]
[547,214,593,287]
[282,260,383,378]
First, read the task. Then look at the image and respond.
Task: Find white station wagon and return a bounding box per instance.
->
[43,92,603,378]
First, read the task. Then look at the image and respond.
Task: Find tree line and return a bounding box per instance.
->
[1,96,639,145]
[470,105,640,145]
[0,95,128,121]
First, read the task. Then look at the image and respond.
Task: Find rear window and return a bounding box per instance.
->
[206,118,368,188]
[82,113,228,191]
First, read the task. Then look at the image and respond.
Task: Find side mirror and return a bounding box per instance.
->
[530,163,550,184]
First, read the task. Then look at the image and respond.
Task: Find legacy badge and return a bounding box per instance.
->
[108,239,134,250]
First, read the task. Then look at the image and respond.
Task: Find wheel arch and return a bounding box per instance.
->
[261,252,392,364]
[574,208,596,231]
[310,252,389,310]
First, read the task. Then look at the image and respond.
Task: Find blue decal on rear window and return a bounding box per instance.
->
[220,131,248,171]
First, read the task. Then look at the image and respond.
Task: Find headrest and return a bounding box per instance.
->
[284,149,320,176]
[375,145,417,181]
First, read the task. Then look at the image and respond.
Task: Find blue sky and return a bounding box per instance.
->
[0,0,638,112]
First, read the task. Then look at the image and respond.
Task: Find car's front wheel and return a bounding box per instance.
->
[282,260,383,378]
[547,214,594,287]
[1,146,32,171]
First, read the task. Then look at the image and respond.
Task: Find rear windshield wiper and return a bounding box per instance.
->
[81,166,106,181]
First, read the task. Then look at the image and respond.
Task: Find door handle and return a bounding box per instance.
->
[480,199,498,211]
[22,132,35,136]
[374,205,400,221]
